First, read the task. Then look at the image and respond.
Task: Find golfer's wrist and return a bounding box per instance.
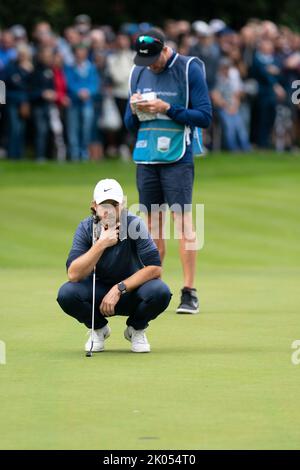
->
[114,284,122,297]
[96,238,109,250]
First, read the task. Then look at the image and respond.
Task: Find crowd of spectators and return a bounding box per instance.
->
[1,15,300,161]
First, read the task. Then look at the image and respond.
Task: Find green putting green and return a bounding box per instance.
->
[0,152,300,449]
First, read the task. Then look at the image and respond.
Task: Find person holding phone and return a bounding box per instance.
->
[125,29,212,314]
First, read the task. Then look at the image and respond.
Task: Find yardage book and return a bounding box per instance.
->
[132,92,157,121]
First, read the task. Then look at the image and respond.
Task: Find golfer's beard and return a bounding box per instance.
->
[100,213,119,228]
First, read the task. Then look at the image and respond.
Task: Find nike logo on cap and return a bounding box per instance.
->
[104,188,112,192]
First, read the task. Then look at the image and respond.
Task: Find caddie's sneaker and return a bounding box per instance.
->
[85,325,111,352]
[124,326,151,353]
[176,287,199,314]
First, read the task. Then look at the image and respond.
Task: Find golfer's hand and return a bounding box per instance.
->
[98,224,120,248]
[136,99,170,114]
[100,285,121,316]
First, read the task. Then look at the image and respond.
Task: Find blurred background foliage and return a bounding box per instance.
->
[1,0,300,33]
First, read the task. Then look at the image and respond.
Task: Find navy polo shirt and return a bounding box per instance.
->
[66,211,161,285]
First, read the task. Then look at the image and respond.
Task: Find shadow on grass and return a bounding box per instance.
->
[38,344,282,360]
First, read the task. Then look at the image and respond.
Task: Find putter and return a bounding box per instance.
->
[86,214,100,358]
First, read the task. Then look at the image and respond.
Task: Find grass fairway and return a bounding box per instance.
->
[0,152,300,450]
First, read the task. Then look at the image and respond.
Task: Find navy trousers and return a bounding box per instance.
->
[57,278,172,330]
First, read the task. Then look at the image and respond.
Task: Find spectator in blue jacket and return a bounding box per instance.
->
[211,57,251,151]
[0,30,17,73]
[252,39,286,148]
[64,43,100,160]
[4,44,33,159]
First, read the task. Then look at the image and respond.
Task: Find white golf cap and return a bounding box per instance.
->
[192,21,212,36]
[209,19,227,34]
[93,179,124,204]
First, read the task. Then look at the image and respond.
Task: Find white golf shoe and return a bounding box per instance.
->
[124,326,151,353]
[85,325,111,352]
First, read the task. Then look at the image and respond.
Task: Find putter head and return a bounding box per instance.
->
[85,351,93,357]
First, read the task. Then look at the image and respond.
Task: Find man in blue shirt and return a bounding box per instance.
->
[124,29,212,314]
[64,43,100,160]
[57,179,171,353]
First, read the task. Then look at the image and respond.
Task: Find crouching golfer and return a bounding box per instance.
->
[57,178,171,353]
